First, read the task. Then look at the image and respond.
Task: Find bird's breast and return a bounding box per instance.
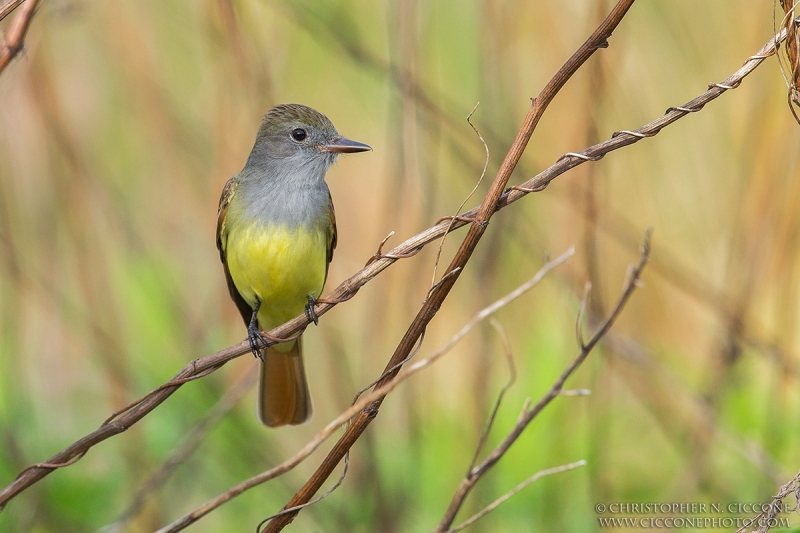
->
[225,221,329,331]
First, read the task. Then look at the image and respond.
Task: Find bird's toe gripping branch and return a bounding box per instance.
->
[248,300,267,361]
[305,295,319,326]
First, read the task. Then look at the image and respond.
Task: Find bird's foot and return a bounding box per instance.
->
[248,301,267,361]
[305,295,319,326]
[247,325,269,361]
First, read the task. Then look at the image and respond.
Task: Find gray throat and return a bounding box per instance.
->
[235,155,334,229]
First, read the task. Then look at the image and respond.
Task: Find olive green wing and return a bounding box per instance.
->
[324,191,337,285]
[217,177,253,326]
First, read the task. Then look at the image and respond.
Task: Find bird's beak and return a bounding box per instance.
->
[320,137,372,154]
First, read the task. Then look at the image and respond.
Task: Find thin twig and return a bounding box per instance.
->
[350,328,428,409]
[575,282,592,349]
[447,460,587,533]
[776,1,800,122]
[0,0,39,75]
[504,37,781,201]
[466,318,517,474]
[558,389,591,396]
[433,230,650,532]
[430,102,490,287]
[155,249,574,533]
[255,453,350,533]
[0,0,25,22]
[736,468,800,533]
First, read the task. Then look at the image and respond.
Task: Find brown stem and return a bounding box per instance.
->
[0,0,25,22]
[0,0,39,75]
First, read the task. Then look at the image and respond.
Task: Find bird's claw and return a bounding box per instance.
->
[248,300,267,360]
[247,324,268,361]
[305,295,319,326]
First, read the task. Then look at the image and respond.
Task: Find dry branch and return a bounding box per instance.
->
[447,460,588,533]
[736,468,800,533]
[430,102,490,287]
[434,232,650,532]
[779,0,800,121]
[0,0,25,22]
[0,0,39,75]
[0,4,787,514]
[465,318,516,476]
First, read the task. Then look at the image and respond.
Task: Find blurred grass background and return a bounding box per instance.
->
[1,0,799,531]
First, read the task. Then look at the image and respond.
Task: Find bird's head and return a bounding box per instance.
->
[249,104,371,168]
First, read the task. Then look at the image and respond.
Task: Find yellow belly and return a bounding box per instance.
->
[225,222,328,344]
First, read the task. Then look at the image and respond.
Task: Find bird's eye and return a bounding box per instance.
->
[291,128,307,141]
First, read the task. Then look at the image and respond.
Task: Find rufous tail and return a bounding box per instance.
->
[257,339,312,427]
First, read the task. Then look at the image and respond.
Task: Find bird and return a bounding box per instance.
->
[216,104,371,427]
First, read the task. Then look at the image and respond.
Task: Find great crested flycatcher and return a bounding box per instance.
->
[216,104,370,427]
